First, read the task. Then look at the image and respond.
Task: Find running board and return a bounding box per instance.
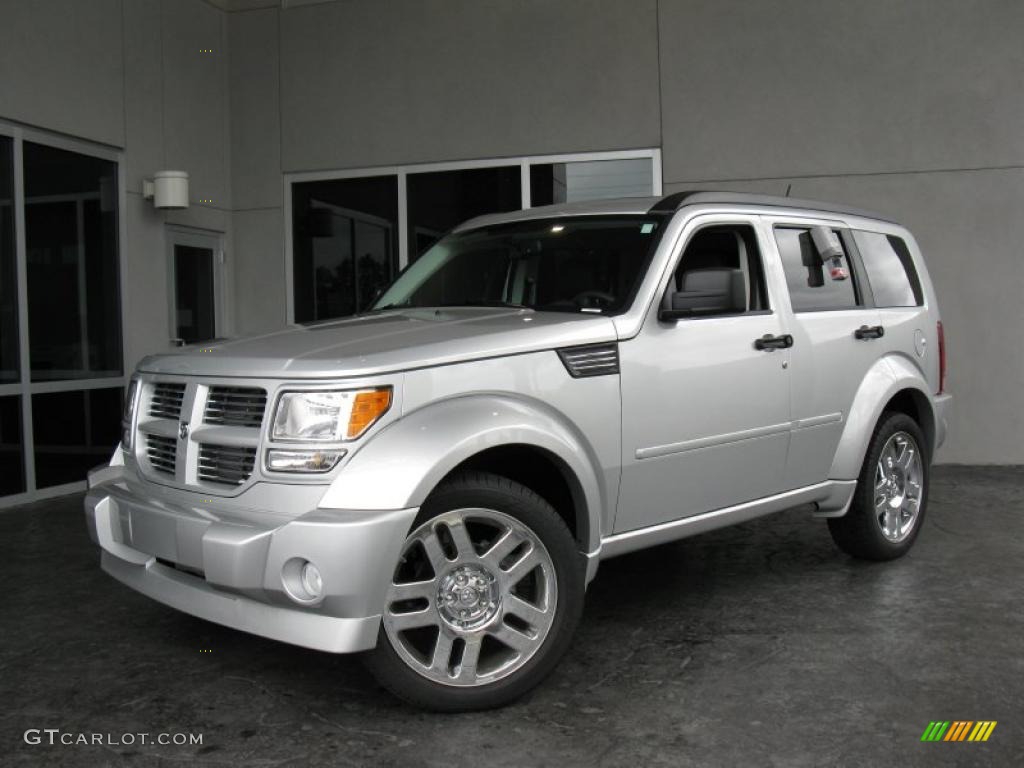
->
[599,480,856,559]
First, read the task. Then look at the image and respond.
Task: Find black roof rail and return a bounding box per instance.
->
[647,190,895,223]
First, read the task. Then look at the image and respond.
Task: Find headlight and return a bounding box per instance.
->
[271,387,392,442]
[122,377,140,450]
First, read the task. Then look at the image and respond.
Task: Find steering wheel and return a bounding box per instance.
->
[571,290,616,310]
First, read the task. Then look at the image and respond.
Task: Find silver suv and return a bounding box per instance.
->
[85,192,951,711]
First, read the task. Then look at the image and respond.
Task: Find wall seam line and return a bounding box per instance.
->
[666,164,1024,185]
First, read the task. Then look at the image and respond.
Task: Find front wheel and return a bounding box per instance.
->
[363,472,584,711]
[828,412,930,561]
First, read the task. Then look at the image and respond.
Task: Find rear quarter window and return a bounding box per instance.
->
[852,231,924,307]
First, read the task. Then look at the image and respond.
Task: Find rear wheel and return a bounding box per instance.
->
[828,412,929,560]
[363,472,583,711]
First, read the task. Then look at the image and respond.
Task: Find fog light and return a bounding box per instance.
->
[282,557,324,604]
[301,562,323,599]
[266,449,345,473]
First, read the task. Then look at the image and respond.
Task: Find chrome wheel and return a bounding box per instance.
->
[382,507,558,688]
[874,431,924,542]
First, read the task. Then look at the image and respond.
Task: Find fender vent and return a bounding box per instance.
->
[557,343,619,378]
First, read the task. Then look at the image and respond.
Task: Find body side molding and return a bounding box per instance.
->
[599,480,855,559]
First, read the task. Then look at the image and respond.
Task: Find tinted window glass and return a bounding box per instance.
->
[407,166,521,260]
[174,244,217,343]
[775,228,859,311]
[32,387,121,488]
[24,142,121,381]
[0,137,16,384]
[853,231,923,307]
[530,157,653,206]
[375,217,664,315]
[0,396,24,496]
[292,176,398,322]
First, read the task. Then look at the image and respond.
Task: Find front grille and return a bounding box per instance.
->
[150,382,186,419]
[198,444,257,486]
[146,434,177,475]
[204,386,267,427]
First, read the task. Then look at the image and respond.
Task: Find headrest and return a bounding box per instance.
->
[681,268,736,292]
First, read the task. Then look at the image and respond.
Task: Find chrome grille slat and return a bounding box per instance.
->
[197,443,257,486]
[149,382,186,419]
[204,386,267,427]
[145,434,177,476]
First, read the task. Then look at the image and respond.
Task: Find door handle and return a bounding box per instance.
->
[754,333,794,351]
[854,325,885,340]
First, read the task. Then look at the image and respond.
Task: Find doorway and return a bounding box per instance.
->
[167,228,225,346]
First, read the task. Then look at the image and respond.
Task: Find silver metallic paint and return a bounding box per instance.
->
[85,197,949,656]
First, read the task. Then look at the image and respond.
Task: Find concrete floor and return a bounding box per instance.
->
[2,465,1021,767]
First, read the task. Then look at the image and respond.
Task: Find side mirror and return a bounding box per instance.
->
[659,269,745,321]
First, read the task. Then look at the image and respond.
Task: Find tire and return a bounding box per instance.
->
[828,411,930,561]
[363,471,584,712]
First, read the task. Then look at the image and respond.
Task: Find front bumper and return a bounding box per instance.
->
[84,466,417,653]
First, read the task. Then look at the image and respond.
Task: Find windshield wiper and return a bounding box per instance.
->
[360,301,410,315]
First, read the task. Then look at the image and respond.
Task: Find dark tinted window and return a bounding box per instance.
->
[292,176,398,322]
[407,166,521,260]
[173,244,217,343]
[0,396,24,496]
[853,231,923,307]
[32,387,121,488]
[775,227,860,311]
[0,137,16,384]
[375,217,664,315]
[24,142,121,381]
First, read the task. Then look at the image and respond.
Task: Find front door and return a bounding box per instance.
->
[167,228,224,346]
[616,216,792,533]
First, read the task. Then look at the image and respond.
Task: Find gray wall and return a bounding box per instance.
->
[0,0,233,372]
[657,0,1024,464]
[228,0,1022,463]
[2,0,1020,464]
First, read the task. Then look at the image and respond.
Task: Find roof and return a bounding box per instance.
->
[454,190,896,231]
[647,190,896,222]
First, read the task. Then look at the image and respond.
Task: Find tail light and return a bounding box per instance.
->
[937,321,947,394]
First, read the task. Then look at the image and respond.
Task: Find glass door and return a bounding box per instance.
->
[167,229,224,346]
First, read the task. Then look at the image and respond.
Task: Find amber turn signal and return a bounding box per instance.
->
[347,389,392,439]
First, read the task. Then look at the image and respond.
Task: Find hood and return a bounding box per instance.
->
[137,308,618,379]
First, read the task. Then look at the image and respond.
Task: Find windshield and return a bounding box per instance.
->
[372,216,665,315]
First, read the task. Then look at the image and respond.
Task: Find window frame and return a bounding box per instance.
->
[283,148,662,325]
[0,118,127,508]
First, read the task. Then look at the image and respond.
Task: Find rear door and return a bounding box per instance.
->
[850,228,934,389]
[767,217,882,488]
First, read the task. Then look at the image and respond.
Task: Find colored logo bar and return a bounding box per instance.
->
[921,721,997,742]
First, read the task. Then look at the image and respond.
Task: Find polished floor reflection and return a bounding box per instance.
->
[2,466,1019,765]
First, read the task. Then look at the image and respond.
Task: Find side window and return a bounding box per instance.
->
[670,224,769,314]
[852,231,923,307]
[775,227,860,312]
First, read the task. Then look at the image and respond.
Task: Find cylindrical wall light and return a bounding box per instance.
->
[142,171,190,209]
